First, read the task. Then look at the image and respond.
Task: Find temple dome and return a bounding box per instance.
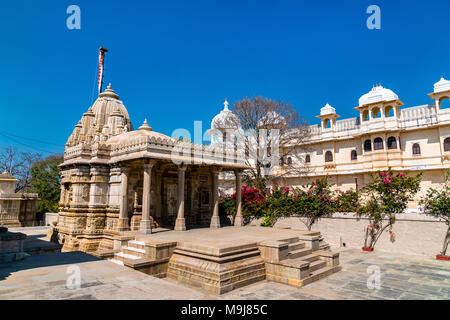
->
[433,76,450,93]
[106,119,173,145]
[211,99,241,130]
[358,85,398,106]
[66,84,134,147]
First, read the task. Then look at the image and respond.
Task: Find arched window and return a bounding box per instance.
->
[305,155,311,163]
[374,137,384,150]
[325,151,333,162]
[372,107,381,119]
[287,157,292,165]
[440,97,450,109]
[362,110,369,122]
[324,119,331,129]
[387,136,397,149]
[364,139,372,152]
[412,143,421,155]
[444,137,450,152]
[385,106,394,117]
[351,150,357,161]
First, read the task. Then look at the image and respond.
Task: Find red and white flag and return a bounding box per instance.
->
[98,50,105,93]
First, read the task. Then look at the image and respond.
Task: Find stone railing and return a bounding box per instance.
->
[304,104,442,142]
[399,104,438,128]
[336,117,360,131]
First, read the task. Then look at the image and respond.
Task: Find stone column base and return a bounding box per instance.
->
[234,215,243,226]
[210,215,221,229]
[140,219,153,234]
[174,218,186,231]
[117,218,130,231]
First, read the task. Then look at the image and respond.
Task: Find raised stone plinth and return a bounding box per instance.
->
[167,241,266,294]
[0,227,27,263]
[104,226,341,294]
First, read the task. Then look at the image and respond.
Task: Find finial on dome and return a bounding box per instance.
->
[107,83,112,90]
[139,119,152,131]
[224,98,229,111]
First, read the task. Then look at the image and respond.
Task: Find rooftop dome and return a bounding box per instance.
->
[106,119,174,145]
[66,84,134,147]
[358,84,399,106]
[211,99,241,130]
[433,76,450,93]
[320,103,336,116]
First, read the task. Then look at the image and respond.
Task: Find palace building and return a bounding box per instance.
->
[212,77,450,207]
[54,84,248,253]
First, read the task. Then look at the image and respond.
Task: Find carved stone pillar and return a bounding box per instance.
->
[234,169,243,226]
[174,165,187,231]
[210,169,221,229]
[140,161,155,234]
[117,167,129,231]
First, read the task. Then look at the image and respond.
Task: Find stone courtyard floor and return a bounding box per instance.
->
[1,242,449,300]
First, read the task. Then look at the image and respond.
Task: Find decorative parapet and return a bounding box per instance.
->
[303,104,445,144]
[63,134,247,169]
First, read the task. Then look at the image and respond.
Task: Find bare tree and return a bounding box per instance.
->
[232,96,311,189]
[0,146,41,192]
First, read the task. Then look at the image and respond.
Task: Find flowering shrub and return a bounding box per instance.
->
[261,186,295,227]
[335,189,359,213]
[291,178,336,230]
[359,168,422,250]
[420,170,450,256]
[218,194,236,217]
[219,186,267,224]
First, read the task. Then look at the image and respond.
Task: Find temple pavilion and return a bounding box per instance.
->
[54,84,248,253]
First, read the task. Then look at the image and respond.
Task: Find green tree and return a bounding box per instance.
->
[30,154,63,213]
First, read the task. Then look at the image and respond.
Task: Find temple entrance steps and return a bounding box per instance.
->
[259,233,341,288]
[107,238,177,278]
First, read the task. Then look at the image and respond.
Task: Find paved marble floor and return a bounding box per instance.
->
[1,247,449,300]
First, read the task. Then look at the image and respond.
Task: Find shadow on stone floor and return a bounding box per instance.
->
[23,233,62,253]
[0,251,101,281]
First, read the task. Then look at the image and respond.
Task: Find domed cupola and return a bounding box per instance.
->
[433,76,450,93]
[358,84,399,107]
[428,76,450,110]
[316,102,340,130]
[211,99,241,131]
[66,83,134,147]
[320,102,337,116]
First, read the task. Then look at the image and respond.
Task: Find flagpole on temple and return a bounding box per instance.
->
[98,47,109,93]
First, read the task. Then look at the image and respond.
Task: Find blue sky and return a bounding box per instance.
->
[0,0,449,155]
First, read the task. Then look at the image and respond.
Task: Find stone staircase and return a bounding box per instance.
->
[259,233,341,287]
[108,238,177,278]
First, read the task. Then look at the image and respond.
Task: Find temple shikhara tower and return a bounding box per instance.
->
[54,83,248,253]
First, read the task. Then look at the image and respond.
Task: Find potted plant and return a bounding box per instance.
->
[358,169,422,252]
[420,170,450,261]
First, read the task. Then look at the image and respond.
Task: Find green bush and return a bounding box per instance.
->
[335,189,359,212]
